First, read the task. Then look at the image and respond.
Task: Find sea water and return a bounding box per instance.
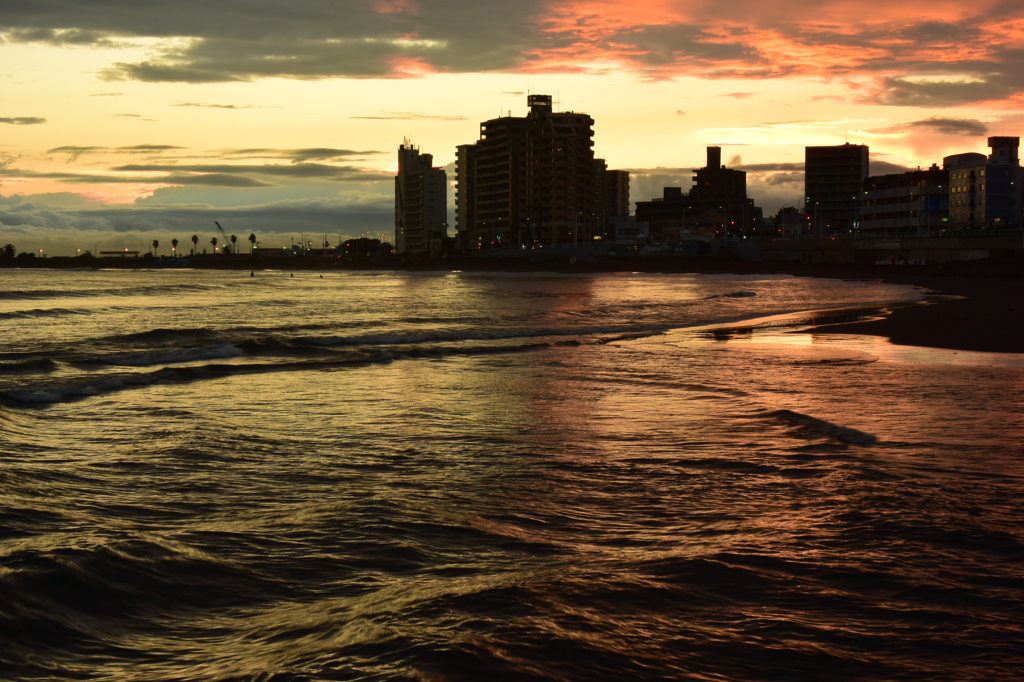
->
[1,268,1022,681]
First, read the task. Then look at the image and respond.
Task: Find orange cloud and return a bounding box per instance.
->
[370,0,419,15]
[516,0,1024,106]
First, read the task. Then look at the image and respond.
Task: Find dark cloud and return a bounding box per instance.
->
[119,145,184,151]
[869,159,914,176]
[0,117,46,125]
[736,162,804,172]
[907,117,989,136]
[0,165,277,187]
[611,25,755,67]
[47,145,183,161]
[113,163,390,181]
[48,146,105,161]
[875,76,1009,108]
[4,1,1024,107]
[761,172,802,186]
[0,0,541,81]
[4,27,118,47]
[281,148,383,162]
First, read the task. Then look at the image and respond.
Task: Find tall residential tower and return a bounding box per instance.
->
[395,141,447,254]
[456,94,628,249]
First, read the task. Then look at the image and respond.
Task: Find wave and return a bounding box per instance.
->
[104,327,224,343]
[757,409,877,445]
[0,338,595,406]
[0,307,92,321]
[0,282,228,302]
[293,323,670,348]
[0,358,60,375]
[106,344,246,367]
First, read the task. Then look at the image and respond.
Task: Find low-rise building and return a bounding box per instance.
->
[946,137,1024,229]
[861,166,948,234]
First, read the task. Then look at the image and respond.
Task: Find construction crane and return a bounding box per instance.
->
[214,221,229,241]
[214,221,232,253]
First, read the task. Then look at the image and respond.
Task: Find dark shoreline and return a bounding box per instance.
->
[4,253,1023,354]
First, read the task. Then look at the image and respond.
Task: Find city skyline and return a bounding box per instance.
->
[3,0,1023,254]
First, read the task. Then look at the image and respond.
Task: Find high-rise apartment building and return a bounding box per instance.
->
[456,94,628,249]
[946,137,1024,229]
[454,143,477,250]
[395,141,447,254]
[805,143,869,233]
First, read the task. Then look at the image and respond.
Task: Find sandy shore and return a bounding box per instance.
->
[4,253,1023,354]
[805,274,1023,354]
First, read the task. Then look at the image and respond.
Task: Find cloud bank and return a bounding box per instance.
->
[1,1,1023,106]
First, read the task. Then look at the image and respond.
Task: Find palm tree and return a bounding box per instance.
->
[171,238,179,256]
[211,236,218,253]
[248,233,256,255]
[191,234,198,255]
[230,234,237,255]
[1,244,15,258]
[151,239,159,257]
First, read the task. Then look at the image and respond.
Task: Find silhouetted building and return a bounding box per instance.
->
[456,94,628,248]
[861,166,948,234]
[945,137,1024,229]
[634,187,687,236]
[633,147,762,238]
[805,143,869,233]
[395,141,446,254]
[455,143,477,250]
[688,146,761,234]
[596,165,630,239]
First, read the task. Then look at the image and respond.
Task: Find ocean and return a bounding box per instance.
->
[1,267,1022,681]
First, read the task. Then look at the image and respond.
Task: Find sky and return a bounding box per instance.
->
[3,0,1024,255]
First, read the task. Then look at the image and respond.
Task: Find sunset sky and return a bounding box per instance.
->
[3,0,1023,254]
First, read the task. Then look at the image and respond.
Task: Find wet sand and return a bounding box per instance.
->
[808,275,1024,354]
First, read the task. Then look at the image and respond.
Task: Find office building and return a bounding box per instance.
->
[395,141,446,254]
[805,143,869,233]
